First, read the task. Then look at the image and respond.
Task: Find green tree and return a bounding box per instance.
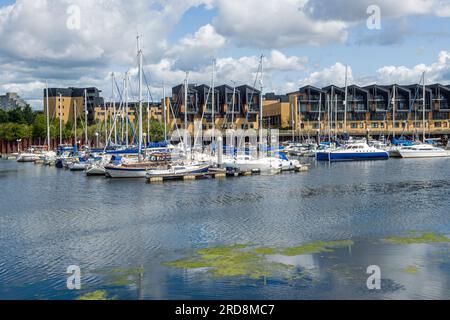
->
[7,108,26,124]
[22,105,35,125]
[32,114,48,139]
[0,109,8,123]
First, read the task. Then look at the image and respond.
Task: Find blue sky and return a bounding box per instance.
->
[0,0,449,109]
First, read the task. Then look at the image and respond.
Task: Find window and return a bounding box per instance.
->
[351,123,358,129]
[435,122,442,128]
[371,123,378,128]
[360,123,365,129]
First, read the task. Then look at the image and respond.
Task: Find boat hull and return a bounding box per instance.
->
[146,164,210,180]
[399,150,450,158]
[105,166,148,178]
[86,165,106,176]
[317,151,389,162]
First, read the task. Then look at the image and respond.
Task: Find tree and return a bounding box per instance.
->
[22,105,35,125]
[0,109,8,123]
[32,114,47,139]
[7,107,26,124]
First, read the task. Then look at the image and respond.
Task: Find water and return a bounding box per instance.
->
[0,158,449,300]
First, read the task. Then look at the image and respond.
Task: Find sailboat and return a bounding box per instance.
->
[105,37,167,178]
[398,72,450,158]
[222,56,283,174]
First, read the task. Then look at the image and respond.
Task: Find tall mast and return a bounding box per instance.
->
[147,89,150,145]
[318,92,322,145]
[212,59,216,142]
[137,36,143,161]
[125,72,129,147]
[104,100,108,147]
[184,72,189,152]
[74,100,77,146]
[45,82,50,149]
[231,80,236,129]
[163,82,167,142]
[335,94,338,140]
[112,72,117,145]
[392,85,396,138]
[423,72,426,143]
[59,93,63,146]
[259,55,264,159]
[84,89,88,147]
[344,65,348,135]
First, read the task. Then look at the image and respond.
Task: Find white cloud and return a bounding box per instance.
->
[304,0,450,21]
[168,24,227,70]
[376,51,450,84]
[300,62,353,87]
[213,0,349,48]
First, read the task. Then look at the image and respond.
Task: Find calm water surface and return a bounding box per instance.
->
[0,158,449,300]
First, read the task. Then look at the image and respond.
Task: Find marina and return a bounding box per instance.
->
[1,0,450,304]
[1,156,450,300]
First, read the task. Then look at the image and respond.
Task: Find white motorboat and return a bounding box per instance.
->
[398,144,450,158]
[16,153,40,163]
[223,155,282,174]
[146,163,211,180]
[85,163,107,176]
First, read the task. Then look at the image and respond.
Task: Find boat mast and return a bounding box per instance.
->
[104,100,108,147]
[163,82,167,142]
[125,72,129,147]
[212,59,216,144]
[74,100,77,146]
[318,92,322,145]
[147,89,150,145]
[231,80,236,129]
[112,72,117,145]
[45,82,50,149]
[84,89,88,147]
[259,55,264,159]
[59,93,63,146]
[392,84,396,139]
[184,72,189,153]
[137,36,143,162]
[344,65,348,136]
[423,71,426,143]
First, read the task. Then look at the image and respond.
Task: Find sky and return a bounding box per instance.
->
[0,0,449,109]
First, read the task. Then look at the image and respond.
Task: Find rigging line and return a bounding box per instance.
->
[193,86,213,148]
[237,59,263,151]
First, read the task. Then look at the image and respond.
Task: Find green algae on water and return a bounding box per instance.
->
[165,244,295,280]
[165,241,353,280]
[254,247,278,255]
[403,266,420,274]
[107,267,145,287]
[77,290,110,301]
[385,233,450,245]
[281,240,354,257]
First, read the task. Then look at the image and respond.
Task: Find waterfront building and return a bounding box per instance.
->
[44,87,104,124]
[262,93,291,129]
[166,83,261,134]
[0,92,28,110]
[285,83,450,137]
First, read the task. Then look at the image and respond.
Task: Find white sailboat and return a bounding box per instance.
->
[222,56,282,174]
[398,72,450,159]
[105,37,167,178]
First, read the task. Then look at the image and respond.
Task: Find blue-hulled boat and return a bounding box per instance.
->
[316,142,389,162]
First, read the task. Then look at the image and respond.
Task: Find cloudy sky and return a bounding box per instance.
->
[0,0,449,109]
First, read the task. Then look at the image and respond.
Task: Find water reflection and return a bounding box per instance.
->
[0,159,449,299]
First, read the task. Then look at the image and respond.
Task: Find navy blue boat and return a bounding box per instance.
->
[316,143,389,162]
